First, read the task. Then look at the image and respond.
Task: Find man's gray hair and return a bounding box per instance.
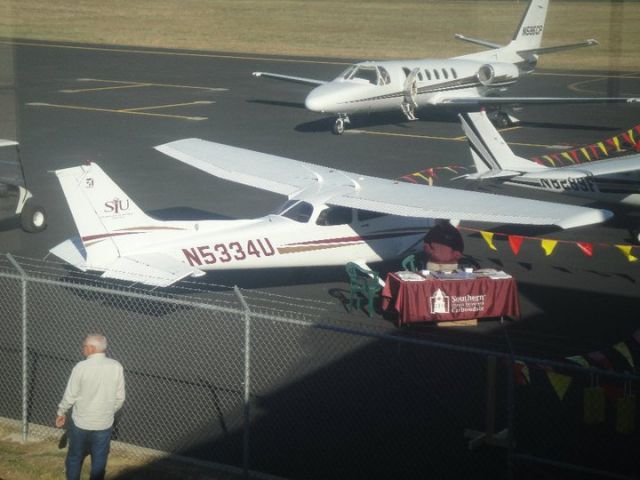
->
[85,334,107,351]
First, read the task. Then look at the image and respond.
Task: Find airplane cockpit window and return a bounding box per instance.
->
[316,206,353,226]
[378,67,390,85]
[345,65,379,85]
[277,200,314,223]
[340,65,357,79]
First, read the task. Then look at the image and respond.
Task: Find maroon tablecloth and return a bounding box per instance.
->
[381,272,520,326]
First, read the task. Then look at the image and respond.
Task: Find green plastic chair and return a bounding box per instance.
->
[345,262,382,317]
[401,254,418,272]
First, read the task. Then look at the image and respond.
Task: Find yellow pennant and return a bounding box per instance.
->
[615,245,638,262]
[542,155,555,166]
[579,147,591,161]
[547,371,572,400]
[540,239,558,256]
[612,136,622,152]
[480,231,497,251]
[613,342,635,370]
[627,128,636,145]
[597,142,608,155]
[561,152,575,163]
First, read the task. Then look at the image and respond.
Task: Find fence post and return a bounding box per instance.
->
[7,253,29,443]
[234,286,251,480]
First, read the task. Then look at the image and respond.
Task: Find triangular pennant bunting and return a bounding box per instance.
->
[547,371,572,400]
[540,239,558,256]
[508,235,524,255]
[613,342,635,370]
[615,245,638,262]
[480,231,497,251]
[576,242,593,256]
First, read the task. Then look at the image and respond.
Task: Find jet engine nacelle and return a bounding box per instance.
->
[476,63,520,86]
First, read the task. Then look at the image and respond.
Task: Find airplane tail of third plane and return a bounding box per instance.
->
[459,111,546,179]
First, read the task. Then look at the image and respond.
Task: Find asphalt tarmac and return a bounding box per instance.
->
[1,39,639,358]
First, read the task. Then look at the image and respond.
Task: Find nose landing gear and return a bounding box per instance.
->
[333,114,351,135]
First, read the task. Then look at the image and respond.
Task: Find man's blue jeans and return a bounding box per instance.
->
[65,420,113,480]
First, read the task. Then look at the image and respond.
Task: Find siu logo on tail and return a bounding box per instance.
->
[104,198,131,214]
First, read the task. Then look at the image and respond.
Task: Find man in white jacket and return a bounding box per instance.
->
[56,334,126,480]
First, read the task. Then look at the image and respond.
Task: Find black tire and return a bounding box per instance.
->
[20,200,47,233]
[332,118,345,135]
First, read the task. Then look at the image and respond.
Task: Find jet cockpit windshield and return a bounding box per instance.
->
[339,65,390,85]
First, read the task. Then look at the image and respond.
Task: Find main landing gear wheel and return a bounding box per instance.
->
[490,111,511,128]
[333,117,345,135]
[20,200,47,233]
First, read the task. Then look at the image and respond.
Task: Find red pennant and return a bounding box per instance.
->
[589,145,600,159]
[621,132,632,147]
[569,150,580,163]
[508,235,524,255]
[576,242,593,256]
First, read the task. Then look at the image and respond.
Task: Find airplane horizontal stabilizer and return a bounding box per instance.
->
[102,253,205,287]
[50,238,88,271]
[517,39,598,56]
[252,72,326,86]
[454,34,503,50]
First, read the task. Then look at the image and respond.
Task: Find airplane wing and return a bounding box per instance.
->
[517,39,598,56]
[252,72,327,86]
[541,156,640,178]
[156,138,612,230]
[440,96,640,107]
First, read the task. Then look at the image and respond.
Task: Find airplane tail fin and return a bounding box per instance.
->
[507,0,548,53]
[54,163,163,261]
[459,111,546,179]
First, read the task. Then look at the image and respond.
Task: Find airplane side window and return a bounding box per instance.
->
[433,69,440,80]
[378,67,390,85]
[424,69,431,81]
[402,67,411,78]
[442,68,448,79]
[451,68,457,79]
[281,201,313,223]
[317,206,352,226]
[417,71,423,81]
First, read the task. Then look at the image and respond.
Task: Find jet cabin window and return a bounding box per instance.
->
[424,69,431,81]
[316,206,353,226]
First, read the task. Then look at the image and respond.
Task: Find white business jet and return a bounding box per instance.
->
[458,110,640,241]
[253,0,637,134]
[50,139,612,287]
[0,140,47,232]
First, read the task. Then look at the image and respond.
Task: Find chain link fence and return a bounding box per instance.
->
[0,253,638,479]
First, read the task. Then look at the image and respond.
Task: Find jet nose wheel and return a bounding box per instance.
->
[332,115,350,135]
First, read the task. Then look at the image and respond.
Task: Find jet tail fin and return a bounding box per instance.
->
[459,111,546,179]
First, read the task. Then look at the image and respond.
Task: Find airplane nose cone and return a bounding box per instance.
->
[305,88,327,112]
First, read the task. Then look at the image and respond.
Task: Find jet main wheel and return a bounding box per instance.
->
[20,200,47,233]
[333,118,345,135]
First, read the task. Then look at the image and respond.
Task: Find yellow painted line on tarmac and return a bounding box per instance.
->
[26,102,208,121]
[122,100,214,112]
[349,126,555,149]
[62,78,228,93]
[0,40,348,66]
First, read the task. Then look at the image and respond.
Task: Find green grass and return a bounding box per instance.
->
[1,1,638,70]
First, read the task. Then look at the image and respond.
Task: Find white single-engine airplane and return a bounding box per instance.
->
[50,139,613,287]
[0,139,47,232]
[253,0,638,134]
[458,110,640,241]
